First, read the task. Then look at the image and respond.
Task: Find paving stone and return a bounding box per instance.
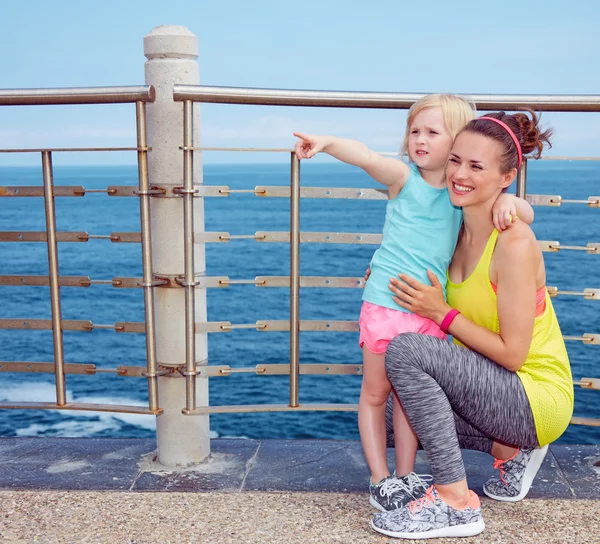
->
[0,437,154,491]
[551,444,600,499]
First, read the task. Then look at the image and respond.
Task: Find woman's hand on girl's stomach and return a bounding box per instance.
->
[388,270,450,324]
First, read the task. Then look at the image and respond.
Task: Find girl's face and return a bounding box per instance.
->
[446,131,516,207]
[407,107,454,171]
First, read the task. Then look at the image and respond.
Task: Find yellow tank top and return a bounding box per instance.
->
[446,229,574,446]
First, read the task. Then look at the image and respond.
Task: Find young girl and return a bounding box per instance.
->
[293,94,533,512]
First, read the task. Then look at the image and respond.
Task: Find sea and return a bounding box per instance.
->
[0,161,598,444]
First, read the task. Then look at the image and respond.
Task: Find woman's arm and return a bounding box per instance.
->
[388,230,539,372]
[294,132,410,190]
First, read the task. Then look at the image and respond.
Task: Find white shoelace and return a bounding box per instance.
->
[378,472,433,500]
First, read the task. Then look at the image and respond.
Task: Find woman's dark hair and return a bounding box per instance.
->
[463,109,552,173]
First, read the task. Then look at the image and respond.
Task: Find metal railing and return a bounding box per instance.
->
[0,85,599,430]
[0,86,162,415]
[171,85,600,426]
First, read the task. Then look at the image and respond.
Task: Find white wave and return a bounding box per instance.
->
[0,381,60,402]
[71,394,157,431]
[16,419,121,437]
[5,382,220,438]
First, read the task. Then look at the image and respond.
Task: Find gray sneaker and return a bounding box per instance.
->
[369,472,432,512]
[370,486,485,539]
[483,445,548,502]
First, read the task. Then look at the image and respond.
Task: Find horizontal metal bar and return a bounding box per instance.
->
[563,334,600,345]
[113,276,218,289]
[0,186,85,197]
[570,417,600,427]
[109,232,141,243]
[0,401,162,415]
[114,322,145,333]
[0,361,147,377]
[183,403,359,414]
[256,320,358,332]
[105,185,223,198]
[256,276,365,288]
[538,241,599,253]
[558,243,599,253]
[3,317,595,343]
[0,362,96,374]
[196,320,359,333]
[0,232,89,242]
[547,287,600,300]
[89,185,600,207]
[112,275,364,289]
[218,278,266,285]
[186,147,293,152]
[227,231,383,244]
[199,363,363,377]
[220,323,268,331]
[559,197,600,206]
[0,275,91,287]
[0,319,93,331]
[255,186,388,200]
[574,378,600,390]
[173,85,600,112]
[525,195,562,207]
[195,232,598,251]
[0,147,149,153]
[0,86,155,106]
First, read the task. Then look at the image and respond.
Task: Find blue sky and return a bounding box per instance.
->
[1,0,599,165]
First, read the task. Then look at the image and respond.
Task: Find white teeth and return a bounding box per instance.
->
[453,183,473,193]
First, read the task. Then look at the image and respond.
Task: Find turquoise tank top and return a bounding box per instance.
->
[362,163,463,312]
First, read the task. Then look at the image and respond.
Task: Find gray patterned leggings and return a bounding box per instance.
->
[384,333,539,485]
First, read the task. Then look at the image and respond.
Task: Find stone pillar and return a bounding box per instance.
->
[144,25,210,466]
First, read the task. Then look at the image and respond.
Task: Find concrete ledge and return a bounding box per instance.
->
[0,438,598,499]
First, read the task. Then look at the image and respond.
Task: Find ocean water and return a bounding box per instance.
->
[0,161,598,444]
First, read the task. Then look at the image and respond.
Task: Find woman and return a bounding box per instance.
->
[370,110,574,540]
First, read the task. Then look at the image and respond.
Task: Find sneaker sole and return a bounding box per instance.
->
[483,444,549,502]
[370,518,485,539]
[369,496,389,513]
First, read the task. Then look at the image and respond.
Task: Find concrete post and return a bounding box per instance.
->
[144,25,210,466]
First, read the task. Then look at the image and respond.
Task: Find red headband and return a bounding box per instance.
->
[477,116,523,168]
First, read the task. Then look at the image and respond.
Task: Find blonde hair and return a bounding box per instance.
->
[401,94,476,157]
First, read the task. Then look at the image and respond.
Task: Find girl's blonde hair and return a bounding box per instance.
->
[401,94,476,156]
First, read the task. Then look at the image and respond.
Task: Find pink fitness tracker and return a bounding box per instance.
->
[440,309,460,334]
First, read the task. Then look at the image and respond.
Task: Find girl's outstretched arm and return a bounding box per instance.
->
[294,132,410,191]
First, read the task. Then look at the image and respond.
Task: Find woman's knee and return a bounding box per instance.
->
[385,332,425,373]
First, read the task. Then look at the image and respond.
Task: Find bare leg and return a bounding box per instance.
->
[436,479,471,509]
[491,441,519,460]
[359,346,392,483]
[392,390,419,476]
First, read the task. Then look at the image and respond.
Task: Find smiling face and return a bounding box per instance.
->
[407,107,454,172]
[446,131,517,207]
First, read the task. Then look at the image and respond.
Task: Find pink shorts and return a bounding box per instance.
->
[358,301,447,354]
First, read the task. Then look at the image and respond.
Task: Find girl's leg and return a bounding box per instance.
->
[385,333,538,508]
[391,390,419,476]
[359,346,392,483]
